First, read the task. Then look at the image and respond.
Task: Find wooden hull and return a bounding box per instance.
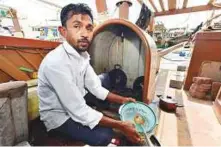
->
[91,19,159,103]
[0,36,60,83]
[184,31,221,90]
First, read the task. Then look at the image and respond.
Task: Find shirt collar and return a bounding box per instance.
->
[63,41,90,60]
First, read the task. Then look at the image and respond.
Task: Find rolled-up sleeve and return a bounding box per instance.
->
[44,64,103,129]
[85,65,109,100]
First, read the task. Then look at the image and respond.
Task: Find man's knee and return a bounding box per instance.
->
[93,128,113,146]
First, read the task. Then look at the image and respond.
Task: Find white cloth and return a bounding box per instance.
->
[37,41,109,131]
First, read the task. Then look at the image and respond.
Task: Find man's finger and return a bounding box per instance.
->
[136,137,142,143]
[131,98,136,102]
[128,97,136,102]
[135,132,141,138]
[133,136,142,144]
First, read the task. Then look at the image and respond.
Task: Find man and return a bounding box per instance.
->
[38,3,141,146]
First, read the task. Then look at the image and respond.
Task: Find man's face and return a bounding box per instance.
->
[60,14,94,52]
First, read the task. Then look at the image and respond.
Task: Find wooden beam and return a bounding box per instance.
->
[155,4,221,17]
[148,0,158,12]
[10,9,22,33]
[168,0,176,10]
[96,0,107,13]
[0,54,30,81]
[15,50,38,70]
[36,49,45,58]
[0,36,60,49]
[182,0,188,8]
[158,42,186,57]
[208,0,215,5]
[159,0,165,11]
[147,16,155,33]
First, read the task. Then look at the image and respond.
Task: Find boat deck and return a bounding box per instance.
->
[155,57,221,146]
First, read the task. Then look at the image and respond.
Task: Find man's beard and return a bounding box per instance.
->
[75,46,89,52]
[70,39,91,53]
[76,39,91,52]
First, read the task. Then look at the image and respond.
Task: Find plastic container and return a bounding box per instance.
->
[118,102,157,133]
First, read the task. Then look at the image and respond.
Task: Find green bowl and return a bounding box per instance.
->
[119,102,157,133]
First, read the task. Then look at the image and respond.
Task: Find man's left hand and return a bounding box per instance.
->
[120,97,136,104]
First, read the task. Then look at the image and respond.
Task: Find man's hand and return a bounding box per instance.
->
[120,121,141,144]
[106,92,136,104]
[99,116,141,144]
[120,97,136,104]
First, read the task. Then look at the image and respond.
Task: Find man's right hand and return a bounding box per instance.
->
[99,116,141,144]
[120,121,141,144]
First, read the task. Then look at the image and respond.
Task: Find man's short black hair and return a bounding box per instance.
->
[60,3,93,27]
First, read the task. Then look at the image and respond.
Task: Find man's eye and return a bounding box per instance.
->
[87,27,93,31]
[74,25,80,28]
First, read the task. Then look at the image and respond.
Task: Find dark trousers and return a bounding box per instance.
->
[48,93,113,146]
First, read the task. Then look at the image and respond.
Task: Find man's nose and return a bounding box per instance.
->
[80,28,89,38]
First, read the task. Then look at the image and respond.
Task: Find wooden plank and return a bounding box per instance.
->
[184,32,221,90]
[148,16,155,33]
[198,61,221,82]
[155,4,221,17]
[122,30,140,88]
[0,70,12,83]
[36,49,45,58]
[168,0,176,10]
[15,50,38,70]
[148,0,158,12]
[96,0,107,13]
[158,42,186,57]
[0,36,60,49]
[108,36,123,71]
[10,9,22,33]
[90,31,115,74]
[159,0,165,11]
[0,54,30,81]
[182,0,188,8]
[138,42,145,76]
[0,49,35,72]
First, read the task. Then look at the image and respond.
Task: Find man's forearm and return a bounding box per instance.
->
[106,92,124,104]
[99,115,123,130]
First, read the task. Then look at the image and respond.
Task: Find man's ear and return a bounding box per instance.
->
[58,26,67,38]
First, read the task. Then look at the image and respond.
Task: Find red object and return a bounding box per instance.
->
[159,96,183,112]
[190,83,211,92]
[192,77,212,85]
[189,84,206,99]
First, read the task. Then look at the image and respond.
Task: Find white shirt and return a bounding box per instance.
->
[37,41,109,131]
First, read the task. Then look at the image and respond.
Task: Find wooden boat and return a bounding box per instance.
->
[0,18,160,103]
[0,36,60,83]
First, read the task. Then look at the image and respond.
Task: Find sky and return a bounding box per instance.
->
[0,0,221,30]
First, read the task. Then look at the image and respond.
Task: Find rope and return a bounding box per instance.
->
[202,13,221,27]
